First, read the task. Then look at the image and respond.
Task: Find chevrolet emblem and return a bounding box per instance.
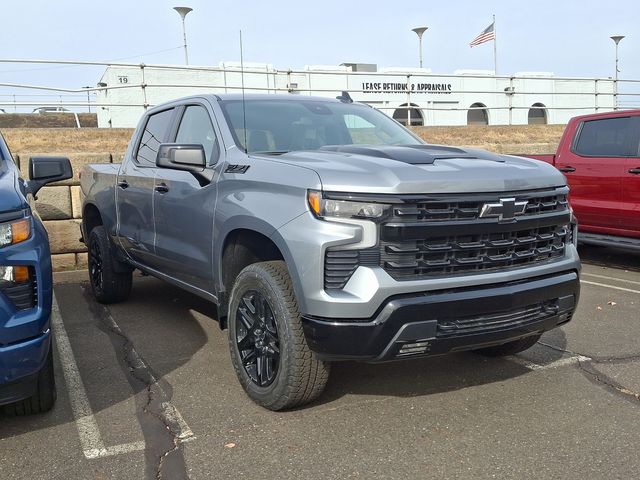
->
[478,198,528,222]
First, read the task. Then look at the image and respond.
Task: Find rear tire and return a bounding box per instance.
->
[474,333,542,357]
[228,261,330,411]
[88,226,132,304]
[2,344,56,416]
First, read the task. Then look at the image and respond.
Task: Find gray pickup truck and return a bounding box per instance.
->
[81,94,581,410]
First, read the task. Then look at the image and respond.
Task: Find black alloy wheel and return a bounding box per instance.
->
[87,226,132,304]
[227,261,330,410]
[235,290,280,387]
[89,236,104,296]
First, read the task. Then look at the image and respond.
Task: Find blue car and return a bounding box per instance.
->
[0,133,71,415]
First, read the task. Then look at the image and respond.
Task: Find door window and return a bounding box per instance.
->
[574,117,630,157]
[629,117,640,157]
[135,108,175,166]
[175,105,219,164]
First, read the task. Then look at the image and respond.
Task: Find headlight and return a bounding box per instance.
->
[308,190,390,220]
[0,265,30,285]
[0,218,31,248]
[569,207,578,245]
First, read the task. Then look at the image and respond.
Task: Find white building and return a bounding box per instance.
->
[96,62,616,128]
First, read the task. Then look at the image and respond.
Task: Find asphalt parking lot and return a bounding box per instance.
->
[1,245,639,480]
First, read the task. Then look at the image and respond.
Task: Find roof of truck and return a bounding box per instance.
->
[211,93,355,103]
[568,108,640,123]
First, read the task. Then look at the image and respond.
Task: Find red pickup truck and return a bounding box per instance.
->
[523,109,640,251]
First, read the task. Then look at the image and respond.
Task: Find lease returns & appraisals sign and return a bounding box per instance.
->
[361,82,453,93]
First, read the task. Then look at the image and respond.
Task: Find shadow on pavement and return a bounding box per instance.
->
[2,271,572,431]
[315,328,568,406]
[578,244,640,272]
[0,275,209,444]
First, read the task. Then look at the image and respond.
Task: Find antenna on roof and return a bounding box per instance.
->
[240,30,248,154]
[336,91,353,103]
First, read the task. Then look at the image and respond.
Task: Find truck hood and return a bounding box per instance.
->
[272,145,566,194]
[0,168,26,213]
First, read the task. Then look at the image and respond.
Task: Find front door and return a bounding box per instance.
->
[116,107,176,267]
[153,104,221,291]
[622,116,640,236]
[558,116,630,233]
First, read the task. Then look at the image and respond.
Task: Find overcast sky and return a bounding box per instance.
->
[0,0,637,90]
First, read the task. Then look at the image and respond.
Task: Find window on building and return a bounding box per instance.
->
[135,108,175,166]
[574,117,630,157]
[528,103,547,125]
[392,103,423,126]
[175,105,219,164]
[467,103,488,125]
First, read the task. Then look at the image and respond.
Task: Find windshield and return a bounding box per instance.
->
[219,99,422,154]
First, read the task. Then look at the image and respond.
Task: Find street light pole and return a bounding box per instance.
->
[82,86,91,113]
[174,6,193,65]
[411,27,428,69]
[610,35,625,110]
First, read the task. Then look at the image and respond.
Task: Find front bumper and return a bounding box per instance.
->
[276,210,581,319]
[0,332,50,405]
[1,216,53,388]
[302,271,579,362]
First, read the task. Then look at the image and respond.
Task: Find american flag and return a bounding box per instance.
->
[469,22,495,47]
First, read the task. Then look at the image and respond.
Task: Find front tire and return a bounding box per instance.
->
[228,261,330,411]
[473,333,542,357]
[88,226,132,304]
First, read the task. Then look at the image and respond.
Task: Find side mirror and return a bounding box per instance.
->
[156,144,206,171]
[27,156,73,198]
[156,144,213,185]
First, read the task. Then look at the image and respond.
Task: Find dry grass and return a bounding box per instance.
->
[0,113,97,128]
[1,124,565,157]
[1,128,134,154]
[411,124,565,154]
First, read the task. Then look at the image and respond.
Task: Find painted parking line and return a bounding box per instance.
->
[582,272,640,287]
[51,294,193,459]
[84,441,146,460]
[509,354,591,371]
[580,280,640,295]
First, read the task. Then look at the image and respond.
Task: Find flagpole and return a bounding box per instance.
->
[493,14,498,75]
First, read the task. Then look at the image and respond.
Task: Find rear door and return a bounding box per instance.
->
[152,103,222,291]
[116,107,176,267]
[622,116,640,237]
[557,116,630,232]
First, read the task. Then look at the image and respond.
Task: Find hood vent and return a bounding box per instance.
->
[319,145,506,165]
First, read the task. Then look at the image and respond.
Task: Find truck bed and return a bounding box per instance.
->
[514,153,555,164]
[80,163,120,227]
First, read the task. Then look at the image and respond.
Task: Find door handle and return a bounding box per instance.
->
[154,183,169,194]
[117,180,129,189]
[558,166,576,173]
[629,168,640,175]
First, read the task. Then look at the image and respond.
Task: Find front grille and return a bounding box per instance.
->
[392,189,568,222]
[380,187,570,281]
[381,224,568,280]
[436,301,560,338]
[323,187,571,289]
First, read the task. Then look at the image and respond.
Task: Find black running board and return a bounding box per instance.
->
[578,232,640,251]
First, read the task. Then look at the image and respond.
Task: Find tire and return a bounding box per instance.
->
[88,226,132,304]
[473,333,542,357]
[3,344,56,416]
[227,261,330,411]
